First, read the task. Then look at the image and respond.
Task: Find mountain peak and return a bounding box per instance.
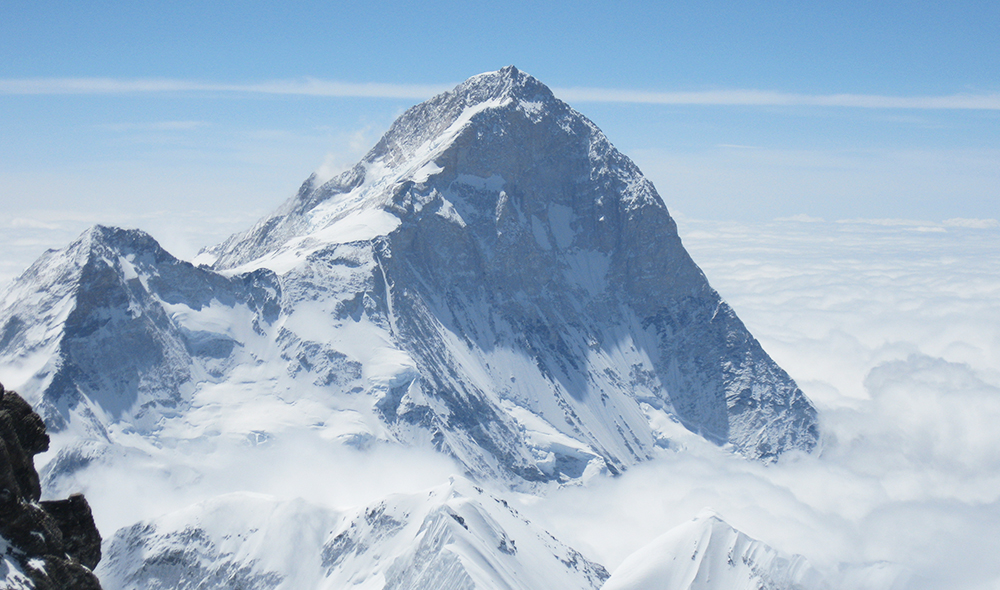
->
[603,511,825,590]
[207,67,618,271]
[1,225,169,318]
[455,65,556,105]
[77,225,161,253]
[352,65,565,181]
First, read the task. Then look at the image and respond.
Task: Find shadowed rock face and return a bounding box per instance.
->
[0,381,103,590]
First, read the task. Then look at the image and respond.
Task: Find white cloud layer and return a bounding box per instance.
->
[0,77,452,99]
[41,429,465,537]
[522,219,1000,590]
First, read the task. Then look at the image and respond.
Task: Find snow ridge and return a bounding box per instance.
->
[97,478,608,590]
[603,511,826,590]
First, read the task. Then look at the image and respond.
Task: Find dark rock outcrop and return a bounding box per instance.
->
[0,381,103,590]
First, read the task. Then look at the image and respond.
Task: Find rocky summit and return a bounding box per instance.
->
[0,382,103,590]
[0,67,817,491]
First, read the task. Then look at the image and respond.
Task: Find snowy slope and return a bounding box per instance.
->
[1,536,34,590]
[602,511,825,590]
[97,478,608,590]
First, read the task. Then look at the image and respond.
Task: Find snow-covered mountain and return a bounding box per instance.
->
[205,65,818,469]
[216,66,817,471]
[0,226,280,440]
[0,66,833,590]
[603,511,825,590]
[0,66,816,493]
[97,477,609,590]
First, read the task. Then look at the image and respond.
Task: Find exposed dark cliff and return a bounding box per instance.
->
[0,381,102,590]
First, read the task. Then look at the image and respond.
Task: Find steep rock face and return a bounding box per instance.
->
[603,511,825,590]
[97,478,608,590]
[0,382,103,590]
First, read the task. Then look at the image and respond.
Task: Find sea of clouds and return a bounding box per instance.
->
[527,217,1000,589]
[9,216,1000,589]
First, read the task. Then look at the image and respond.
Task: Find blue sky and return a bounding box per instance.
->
[1,0,998,269]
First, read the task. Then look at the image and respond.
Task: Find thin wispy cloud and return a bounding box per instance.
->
[556,87,1000,110]
[2,77,999,110]
[96,120,209,132]
[0,77,452,99]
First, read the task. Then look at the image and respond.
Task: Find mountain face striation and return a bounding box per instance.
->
[0,66,817,490]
